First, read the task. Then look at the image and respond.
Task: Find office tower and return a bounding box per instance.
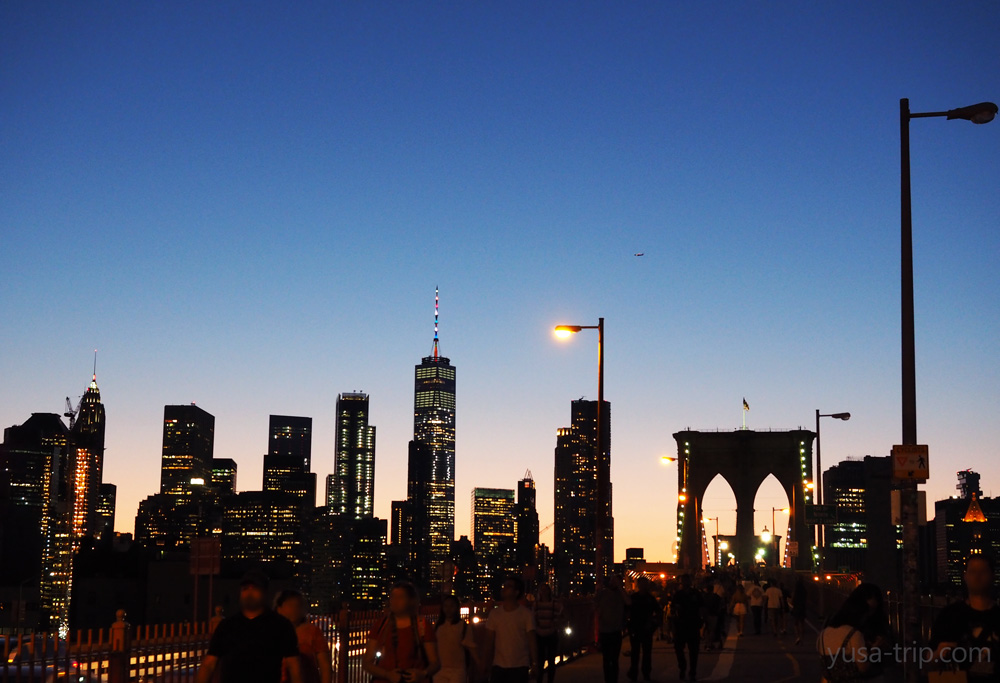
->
[211,458,238,496]
[71,365,106,539]
[514,472,539,569]
[331,393,376,520]
[409,288,456,589]
[957,470,982,499]
[94,483,116,539]
[553,423,595,595]
[391,500,408,548]
[264,415,315,506]
[405,440,433,585]
[934,471,1000,587]
[450,536,477,600]
[568,400,612,569]
[624,548,645,572]
[135,492,218,551]
[220,491,303,570]
[472,487,515,598]
[0,413,73,631]
[823,456,899,586]
[347,517,387,605]
[159,404,215,497]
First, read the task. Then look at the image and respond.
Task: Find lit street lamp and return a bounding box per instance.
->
[554,318,608,582]
[898,98,996,683]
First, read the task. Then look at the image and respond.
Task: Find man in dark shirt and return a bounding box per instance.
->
[670,575,703,682]
[626,577,661,681]
[931,554,1000,681]
[196,570,303,683]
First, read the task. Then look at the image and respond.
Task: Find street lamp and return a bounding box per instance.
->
[772,507,789,567]
[898,98,996,683]
[703,516,720,566]
[815,410,850,559]
[554,318,608,581]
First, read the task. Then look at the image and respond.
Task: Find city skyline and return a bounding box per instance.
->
[2,2,998,565]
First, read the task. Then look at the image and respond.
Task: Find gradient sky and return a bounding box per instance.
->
[2,2,998,563]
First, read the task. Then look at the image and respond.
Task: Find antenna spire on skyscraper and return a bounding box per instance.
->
[90,349,98,389]
[433,286,440,359]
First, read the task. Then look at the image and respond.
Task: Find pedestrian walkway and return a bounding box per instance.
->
[553,619,825,682]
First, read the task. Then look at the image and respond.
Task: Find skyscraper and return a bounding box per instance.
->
[159,404,215,497]
[0,413,72,631]
[514,472,539,570]
[331,393,376,520]
[264,415,315,506]
[211,458,238,496]
[94,483,116,539]
[409,288,456,589]
[472,487,515,597]
[71,365,105,539]
[552,399,611,595]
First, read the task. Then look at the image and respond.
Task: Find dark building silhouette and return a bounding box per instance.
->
[472,487,515,598]
[553,399,610,595]
[159,404,215,497]
[0,413,73,629]
[822,456,900,587]
[409,288,456,590]
[405,439,434,588]
[94,483,116,539]
[70,370,106,539]
[211,458,238,496]
[347,517,387,605]
[390,500,408,548]
[451,535,477,601]
[221,490,303,573]
[934,470,1000,588]
[330,393,376,520]
[514,472,539,570]
[135,491,218,552]
[264,415,315,507]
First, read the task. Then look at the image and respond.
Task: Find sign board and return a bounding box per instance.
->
[190,537,221,576]
[804,504,838,525]
[786,541,799,557]
[892,444,929,481]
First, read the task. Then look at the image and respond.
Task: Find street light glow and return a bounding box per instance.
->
[761,527,772,543]
[553,325,582,338]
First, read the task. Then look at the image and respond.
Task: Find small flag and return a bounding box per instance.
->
[743,398,749,411]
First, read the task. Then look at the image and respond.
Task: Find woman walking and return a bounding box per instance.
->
[363,582,441,683]
[729,584,748,636]
[434,595,477,683]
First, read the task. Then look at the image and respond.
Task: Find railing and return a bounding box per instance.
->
[2,599,595,682]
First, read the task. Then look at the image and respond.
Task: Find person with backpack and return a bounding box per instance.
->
[434,595,478,683]
[746,580,764,635]
[816,591,871,683]
[531,583,563,683]
[363,582,441,683]
[275,589,332,683]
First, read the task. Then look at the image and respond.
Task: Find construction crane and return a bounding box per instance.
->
[540,521,555,535]
[64,396,81,430]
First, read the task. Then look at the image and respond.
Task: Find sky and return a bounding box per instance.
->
[1,2,998,564]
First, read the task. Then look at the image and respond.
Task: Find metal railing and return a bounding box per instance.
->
[2,599,595,682]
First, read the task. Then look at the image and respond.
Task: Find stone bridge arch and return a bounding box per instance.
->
[673,429,815,570]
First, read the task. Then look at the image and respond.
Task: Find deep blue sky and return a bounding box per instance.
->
[2,2,998,562]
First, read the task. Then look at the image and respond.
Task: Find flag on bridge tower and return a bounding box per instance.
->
[742,398,750,430]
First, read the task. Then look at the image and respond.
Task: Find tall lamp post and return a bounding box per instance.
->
[815,410,850,564]
[899,98,997,683]
[555,318,608,583]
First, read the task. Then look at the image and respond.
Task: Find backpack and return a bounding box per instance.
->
[373,613,428,675]
[819,627,866,683]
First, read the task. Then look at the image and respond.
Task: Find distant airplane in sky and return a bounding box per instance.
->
[634,253,644,257]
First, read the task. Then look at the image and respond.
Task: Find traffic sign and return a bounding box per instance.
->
[190,537,221,576]
[786,541,799,557]
[804,504,838,525]
[892,444,929,481]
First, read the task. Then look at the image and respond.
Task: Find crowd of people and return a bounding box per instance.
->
[191,552,1000,683]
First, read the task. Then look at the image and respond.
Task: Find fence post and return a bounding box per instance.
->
[337,607,350,683]
[109,609,131,683]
